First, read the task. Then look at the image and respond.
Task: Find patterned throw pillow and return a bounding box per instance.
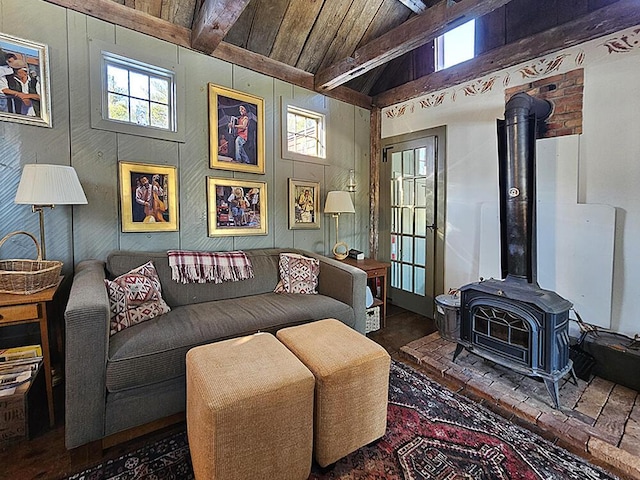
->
[105,261,171,335]
[274,253,319,294]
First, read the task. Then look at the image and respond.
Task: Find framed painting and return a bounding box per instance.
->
[288,179,320,229]
[118,161,179,232]
[0,32,51,127]
[209,84,265,174]
[207,177,267,236]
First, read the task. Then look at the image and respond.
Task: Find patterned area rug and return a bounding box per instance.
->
[65,361,618,480]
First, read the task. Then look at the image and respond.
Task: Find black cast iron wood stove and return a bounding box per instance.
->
[454,93,576,409]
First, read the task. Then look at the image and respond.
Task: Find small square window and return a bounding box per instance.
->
[103,53,175,131]
[89,39,185,142]
[435,19,476,71]
[285,105,325,160]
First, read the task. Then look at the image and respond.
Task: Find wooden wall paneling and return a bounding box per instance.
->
[289,85,332,254]
[69,14,120,264]
[324,97,356,257]
[274,80,294,249]
[230,65,274,251]
[353,106,370,256]
[178,48,232,251]
[475,7,506,55]
[505,0,558,44]
[0,0,73,267]
[292,162,325,254]
[245,0,290,57]
[114,23,182,253]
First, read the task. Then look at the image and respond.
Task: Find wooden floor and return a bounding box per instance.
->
[2,304,637,479]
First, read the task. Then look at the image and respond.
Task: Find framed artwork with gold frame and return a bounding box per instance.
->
[288,179,320,229]
[0,32,52,128]
[209,84,265,174]
[207,177,267,236]
[118,161,178,232]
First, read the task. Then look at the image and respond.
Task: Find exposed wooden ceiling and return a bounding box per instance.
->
[44,0,640,109]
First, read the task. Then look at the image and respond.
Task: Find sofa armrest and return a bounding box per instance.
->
[308,253,368,334]
[64,260,110,449]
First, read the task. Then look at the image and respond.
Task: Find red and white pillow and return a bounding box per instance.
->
[274,253,319,295]
[105,261,170,335]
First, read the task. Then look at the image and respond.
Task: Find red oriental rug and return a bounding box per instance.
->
[64,361,618,480]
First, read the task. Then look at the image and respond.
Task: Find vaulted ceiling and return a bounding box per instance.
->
[45,0,639,109]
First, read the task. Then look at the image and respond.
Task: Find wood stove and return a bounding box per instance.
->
[454,93,576,409]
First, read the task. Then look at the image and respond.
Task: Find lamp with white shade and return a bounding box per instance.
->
[14,164,88,260]
[324,190,355,260]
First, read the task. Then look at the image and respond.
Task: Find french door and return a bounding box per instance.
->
[381,128,445,318]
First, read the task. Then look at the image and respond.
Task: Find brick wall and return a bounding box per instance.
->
[505,69,584,138]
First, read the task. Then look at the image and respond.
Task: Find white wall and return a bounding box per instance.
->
[382,25,640,337]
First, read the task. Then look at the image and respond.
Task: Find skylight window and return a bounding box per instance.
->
[435,19,476,71]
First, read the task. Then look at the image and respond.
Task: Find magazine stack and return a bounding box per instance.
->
[0,345,45,445]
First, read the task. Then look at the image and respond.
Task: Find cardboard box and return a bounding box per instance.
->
[0,363,47,446]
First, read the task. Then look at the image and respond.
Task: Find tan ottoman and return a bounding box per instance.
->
[186,333,315,480]
[276,318,391,467]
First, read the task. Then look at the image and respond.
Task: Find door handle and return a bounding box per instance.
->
[426,223,436,230]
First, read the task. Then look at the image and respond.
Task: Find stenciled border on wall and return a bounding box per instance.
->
[383,25,640,120]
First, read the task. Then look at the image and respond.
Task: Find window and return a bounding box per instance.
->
[89,39,185,142]
[435,19,475,71]
[286,105,325,159]
[103,52,175,131]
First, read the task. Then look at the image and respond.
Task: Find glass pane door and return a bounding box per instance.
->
[389,135,438,317]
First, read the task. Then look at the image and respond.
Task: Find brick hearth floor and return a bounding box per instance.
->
[400,332,640,480]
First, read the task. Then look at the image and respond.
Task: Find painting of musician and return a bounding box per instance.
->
[207,177,267,236]
[119,161,178,232]
[208,84,265,174]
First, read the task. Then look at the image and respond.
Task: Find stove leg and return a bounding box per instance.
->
[453,344,464,362]
[569,367,579,386]
[543,378,561,409]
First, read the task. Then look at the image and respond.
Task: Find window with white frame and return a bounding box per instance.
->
[103,52,175,131]
[89,39,185,142]
[286,105,325,159]
[435,19,476,71]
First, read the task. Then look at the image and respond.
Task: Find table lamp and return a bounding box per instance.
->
[14,164,88,259]
[324,190,355,260]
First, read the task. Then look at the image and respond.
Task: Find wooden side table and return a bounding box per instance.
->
[341,258,391,327]
[0,277,62,427]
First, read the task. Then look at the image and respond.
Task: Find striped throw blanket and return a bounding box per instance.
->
[167,250,254,284]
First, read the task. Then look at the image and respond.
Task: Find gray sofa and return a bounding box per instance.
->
[64,248,366,450]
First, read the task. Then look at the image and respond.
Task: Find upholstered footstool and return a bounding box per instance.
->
[186,333,315,480]
[276,318,391,467]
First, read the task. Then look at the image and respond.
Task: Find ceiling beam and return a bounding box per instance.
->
[190,0,252,54]
[373,0,640,108]
[315,0,514,92]
[43,0,193,48]
[42,0,373,109]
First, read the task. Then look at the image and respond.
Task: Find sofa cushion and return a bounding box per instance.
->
[105,292,354,393]
[274,253,319,294]
[105,261,171,335]
[107,249,310,308]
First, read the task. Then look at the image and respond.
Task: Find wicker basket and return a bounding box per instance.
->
[0,231,62,295]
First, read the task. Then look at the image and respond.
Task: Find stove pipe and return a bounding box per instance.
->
[497,93,552,285]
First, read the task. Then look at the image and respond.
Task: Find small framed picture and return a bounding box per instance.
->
[288,179,320,229]
[207,177,267,236]
[0,32,52,127]
[209,84,265,174]
[118,161,179,232]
